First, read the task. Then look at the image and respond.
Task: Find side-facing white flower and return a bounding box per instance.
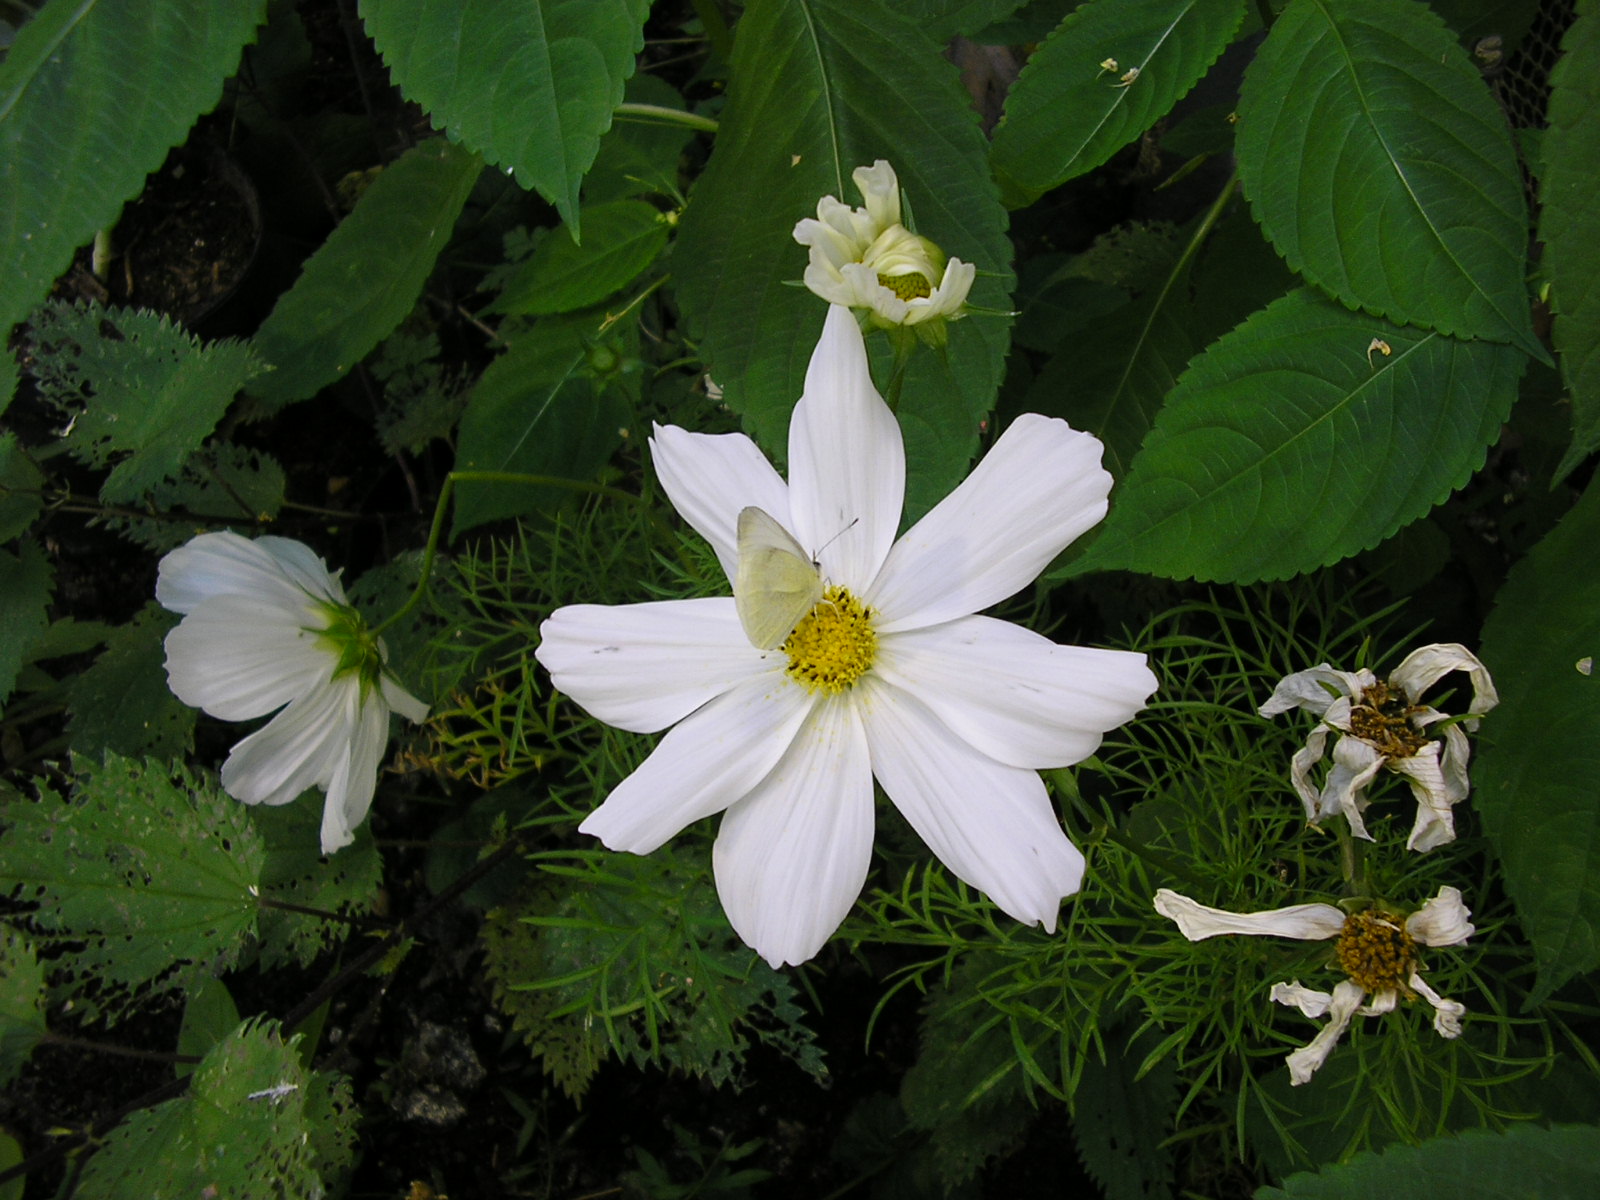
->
[1154,886,1472,1084]
[1260,644,1498,852]
[793,160,976,336]
[537,305,1157,967]
[157,532,429,854]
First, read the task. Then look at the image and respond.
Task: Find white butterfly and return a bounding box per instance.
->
[733,506,825,650]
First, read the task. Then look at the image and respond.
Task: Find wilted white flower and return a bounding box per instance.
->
[792,160,975,338]
[1260,644,1498,851]
[157,532,428,854]
[536,305,1157,967]
[1155,886,1472,1084]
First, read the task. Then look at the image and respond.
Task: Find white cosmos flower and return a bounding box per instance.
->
[1154,886,1472,1085]
[157,532,429,855]
[1259,644,1498,852]
[793,160,976,337]
[536,305,1157,967]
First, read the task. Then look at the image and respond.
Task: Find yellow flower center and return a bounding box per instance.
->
[1348,680,1428,758]
[783,585,877,693]
[1335,909,1416,993]
[877,271,932,301]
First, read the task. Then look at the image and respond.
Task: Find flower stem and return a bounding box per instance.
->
[613,102,719,133]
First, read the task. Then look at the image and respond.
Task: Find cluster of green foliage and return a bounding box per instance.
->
[3,0,1600,1196]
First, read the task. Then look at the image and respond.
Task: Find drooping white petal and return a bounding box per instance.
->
[1286,726,1332,821]
[379,672,430,724]
[156,530,341,613]
[859,677,1084,929]
[536,599,774,733]
[786,306,904,589]
[1388,741,1458,852]
[1275,978,1367,1086]
[1389,642,1499,725]
[319,686,389,854]
[872,616,1156,768]
[712,696,874,967]
[1405,886,1474,947]
[1320,733,1384,840]
[163,594,334,721]
[1258,665,1367,718]
[579,673,815,854]
[649,423,791,583]
[867,415,1112,632]
[220,677,364,808]
[1408,972,1466,1037]
[1154,889,1346,942]
[1269,980,1336,1018]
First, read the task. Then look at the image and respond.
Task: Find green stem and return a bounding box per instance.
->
[41,1031,200,1066]
[1048,769,1212,891]
[882,329,915,413]
[1335,820,1368,897]
[613,102,719,133]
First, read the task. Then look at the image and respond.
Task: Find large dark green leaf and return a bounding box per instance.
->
[990,0,1246,204]
[1071,288,1524,582]
[359,0,650,231]
[0,540,51,710]
[1475,476,1600,1003]
[0,0,269,337]
[1256,1123,1600,1200]
[0,929,45,1088]
[1235,0,1537,352]
[249,138,481,410]
[673,0,1014,518]
[1543,2,1600,481]
[493,199,668,316]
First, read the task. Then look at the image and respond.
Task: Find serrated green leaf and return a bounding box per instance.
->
[359,0,650,231]
[1071,288,1524,582]
[1474,476,1600,1003]
[577,72,695,205]
[253,800,382,969]
[75,1018,354,1199]
[0,539,51,709]
[493,199,667,315]
[1072,1035,1177,1200]
[25,303,263,502]
[66,604,195,761]
[176,977,240,1080]
[0,432,42,541]
[990,0,1246,203]
[0,753,264,1023]
[451,318,628,537]
[895,0,1030,39]
[1542,2,1600,481]
[249,137,482,409]
[102,441,287,552]
[0,928,46,1088]
[1255,1123,1600,1200]
[0,0,269,337]
[1236,0,1537,351]
[673,0,1014,517]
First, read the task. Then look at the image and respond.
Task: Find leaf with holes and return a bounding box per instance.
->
[1236,0,1537,352]
[990,0,1246,204]
[0,929,46,1087]
[359,0,650,231]
[1069,288,1524,582]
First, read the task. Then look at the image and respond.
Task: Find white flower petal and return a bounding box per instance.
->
[156,530,340,613]
[220,678,363,808]
[712,696,874,967]
[1408,971,1466,1038]
[853,160,901,230]
[873,616,1155,768]
[163,595,333,720]
[650,423,791,583]
[1321,733,1384,840]
[1388,742,1458,852]
[1390,642,1499,723]
[1405,886,1474,947]
[1258,665,1367,717]
[787,306,904,588]
[1278,978,1367,1086]
[1154,889,1346,942]
[867,415,1111,632]
[579,674,815,854]
[536,599,773,733]
[320,688,389,854]
[859,677,1084,929]
[1287,726,1332,821]
[1270,980,1336,1018]
[380,673,430,724]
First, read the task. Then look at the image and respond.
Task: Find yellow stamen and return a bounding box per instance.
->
[783,585,877,693]
[1335,909,1416,993]
[1348,680,1428,758]
[877,271,932,301]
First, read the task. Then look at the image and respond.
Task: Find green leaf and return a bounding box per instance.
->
[1255,1123,1600,1200]
[26,303,263,502]
[673,0,1015,516]
[581,72,696,205]
[0,928,46,1088]
[1071,288,1524,582]
[1235,0,1538,351]
[253,800,383,969]
[493,199,668,316]
[75,1018,356,1199]
[359,0,650,231]
[1073,1035,1178,1200]
[1542,2,1600,481]
[451,318,629,537]
[0,753,264,1023]
[248,137,482,410]
[100,442,287,552]
[176,977,240,1080]
[0,0,269,337]
[0,539,51,710]
[989,0,1247,204]
[895,0,1031,39]
[1475,476,1600,1003]
[0,432,43,541]
[66,604,195,761]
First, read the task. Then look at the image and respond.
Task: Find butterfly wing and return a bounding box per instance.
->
[734,506,824,650]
